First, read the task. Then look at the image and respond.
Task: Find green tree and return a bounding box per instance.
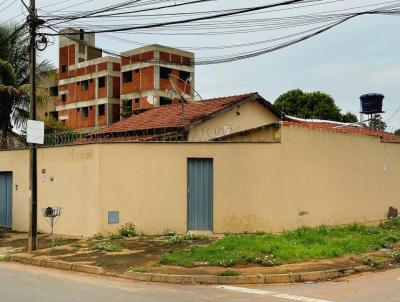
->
[370,114,387,131]
[341,112,358,123]
[394,129,400,136]
[0,24,52,140]
[120,98,133,118]
[274,89,357,123]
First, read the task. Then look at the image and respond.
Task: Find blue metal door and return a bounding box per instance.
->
[187,159,213,230]
[0,172,12,228]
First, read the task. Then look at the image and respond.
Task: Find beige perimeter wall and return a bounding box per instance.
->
[1,125,399,236]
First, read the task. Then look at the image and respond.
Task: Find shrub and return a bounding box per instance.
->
[119,222,137,237]
[92,241,122,252]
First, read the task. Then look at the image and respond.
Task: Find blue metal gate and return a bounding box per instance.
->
[187,158,213,230]
[0,172,12,228]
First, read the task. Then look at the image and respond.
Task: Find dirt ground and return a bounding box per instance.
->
[0,228,394,276]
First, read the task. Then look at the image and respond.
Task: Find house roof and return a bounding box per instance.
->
[282,120,400,143]
[96,92,280,135]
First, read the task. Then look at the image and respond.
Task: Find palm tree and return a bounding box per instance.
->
[0,24,53,143]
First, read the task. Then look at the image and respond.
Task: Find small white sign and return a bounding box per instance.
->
[27,120,44,144]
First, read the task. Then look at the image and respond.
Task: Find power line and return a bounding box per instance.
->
[42,0,327,35]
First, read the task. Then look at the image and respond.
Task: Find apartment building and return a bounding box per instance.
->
[42,28,195,129]
[120,45,195,112]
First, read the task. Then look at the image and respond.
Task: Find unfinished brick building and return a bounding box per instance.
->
[44,28,195,129]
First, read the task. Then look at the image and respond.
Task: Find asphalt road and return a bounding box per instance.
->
[0,262,399,302]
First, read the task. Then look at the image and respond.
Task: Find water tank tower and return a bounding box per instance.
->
[359,93,385,129]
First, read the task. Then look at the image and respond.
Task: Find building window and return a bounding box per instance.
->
[160,67,171,80]
[122,71,132,83]
[61,65,67,73]
[179,70,190,82]
[81,80,89,91]
[98,104,105,116]
[160,97,172,106]
[134,98,140,103]
[49,86,58,97]
[61,94,66,102]
[81,107,89,118]
[98,76,106,88]
[78,58,85,63]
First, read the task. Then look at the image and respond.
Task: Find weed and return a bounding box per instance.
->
[254,230,266,235]
[109,233,124,240]
[0,255,11,262]
[388,250,400,261]
[362,256,378,267]
[92,241,122,252]
[70,243,82,248]
[119,222,137,237]
[91,233,104,240]
[163,228,177,237]
[380,217,400,230]
[168,233,207,244]
[131,266,147,273]
[48,239,69,248]
[218,270,240,276]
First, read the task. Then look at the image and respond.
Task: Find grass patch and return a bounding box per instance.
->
[48,239,71,248]
[168,233,208,244]
[0,255,11,262]
[70,243,82,248]
[131,266,147,273]
[91,241,122,252]
[218,270,240,276]
[160,219,400,267]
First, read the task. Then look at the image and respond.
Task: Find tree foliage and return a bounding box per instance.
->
[394,129,400,136]
[0,24,53,138]
[120,98,133,118]
[369,114,387,131]
[274,89,358,123]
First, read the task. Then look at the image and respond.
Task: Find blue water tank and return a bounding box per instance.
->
[360,93,384,114]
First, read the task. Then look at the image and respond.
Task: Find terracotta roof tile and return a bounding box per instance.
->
[97,93,258,135]
[282,121,400,143]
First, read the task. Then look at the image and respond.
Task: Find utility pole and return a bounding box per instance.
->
[28,0,37,251]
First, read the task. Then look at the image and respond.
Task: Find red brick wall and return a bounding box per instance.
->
[68,45,75,66]
[98,62,107,71]
[141,66,154,90]
[67,107,96,128]
[98,77,107,98]
[112,104,120,123]
[59,46,68,80]
[113,63,121,71]
[160,51,170,63]
[113,77,120,98]
[98,107,107,126]
[75,79,95,102]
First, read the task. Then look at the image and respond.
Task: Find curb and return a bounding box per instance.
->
[10,255,397,285]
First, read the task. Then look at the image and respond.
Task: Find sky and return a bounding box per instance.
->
[2,0,400,131]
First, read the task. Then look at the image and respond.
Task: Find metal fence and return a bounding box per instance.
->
[0,125,281,151]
